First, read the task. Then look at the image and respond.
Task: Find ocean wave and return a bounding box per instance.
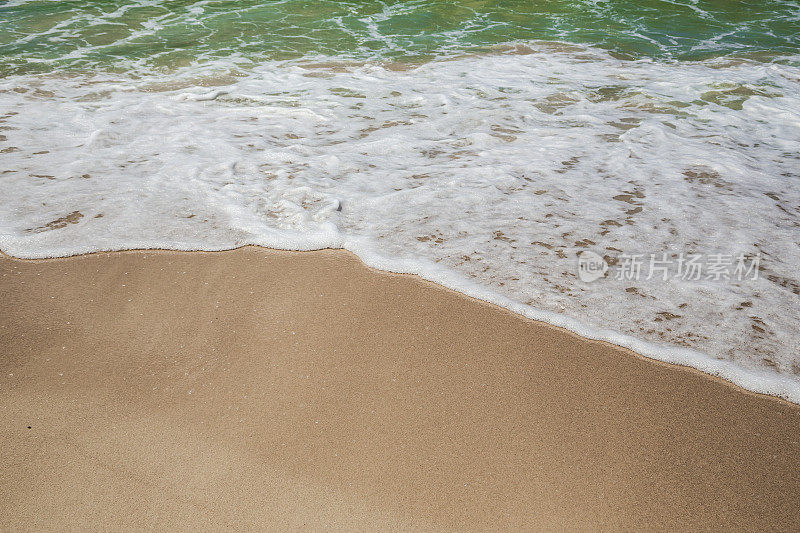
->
[1,44,799,401]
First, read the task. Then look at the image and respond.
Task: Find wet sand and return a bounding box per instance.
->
[1,247,799,531]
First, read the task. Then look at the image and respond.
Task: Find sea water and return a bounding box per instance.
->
[1,0,799,401]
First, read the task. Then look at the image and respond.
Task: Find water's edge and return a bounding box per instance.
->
[3,239,799,405]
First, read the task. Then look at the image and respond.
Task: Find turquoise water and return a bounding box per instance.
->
[2,1,800,400]
[1,0,800,76]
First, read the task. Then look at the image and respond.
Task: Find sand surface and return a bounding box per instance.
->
[1,247,799,531]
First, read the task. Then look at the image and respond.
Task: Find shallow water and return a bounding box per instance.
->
[2,0,799,76]
[1,1,800,401]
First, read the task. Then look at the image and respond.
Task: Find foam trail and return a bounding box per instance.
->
[1,45,799,403]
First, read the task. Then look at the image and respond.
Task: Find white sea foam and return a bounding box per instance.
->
[1,44,799,401]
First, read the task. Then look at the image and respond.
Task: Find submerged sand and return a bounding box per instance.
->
[1,247,799,530]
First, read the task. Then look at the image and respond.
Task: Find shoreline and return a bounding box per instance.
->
[2,246,799,529]
[3,244,799,406]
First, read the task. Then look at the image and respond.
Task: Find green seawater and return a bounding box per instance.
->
[1,0,799,76]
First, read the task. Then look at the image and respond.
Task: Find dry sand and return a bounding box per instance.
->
[1,246,799,531]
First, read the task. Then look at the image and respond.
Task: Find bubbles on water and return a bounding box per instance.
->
[1,44,800,400]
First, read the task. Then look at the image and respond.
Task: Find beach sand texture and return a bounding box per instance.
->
[1,247,799,531]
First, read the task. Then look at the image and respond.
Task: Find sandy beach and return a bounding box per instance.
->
[1,246,799,531]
